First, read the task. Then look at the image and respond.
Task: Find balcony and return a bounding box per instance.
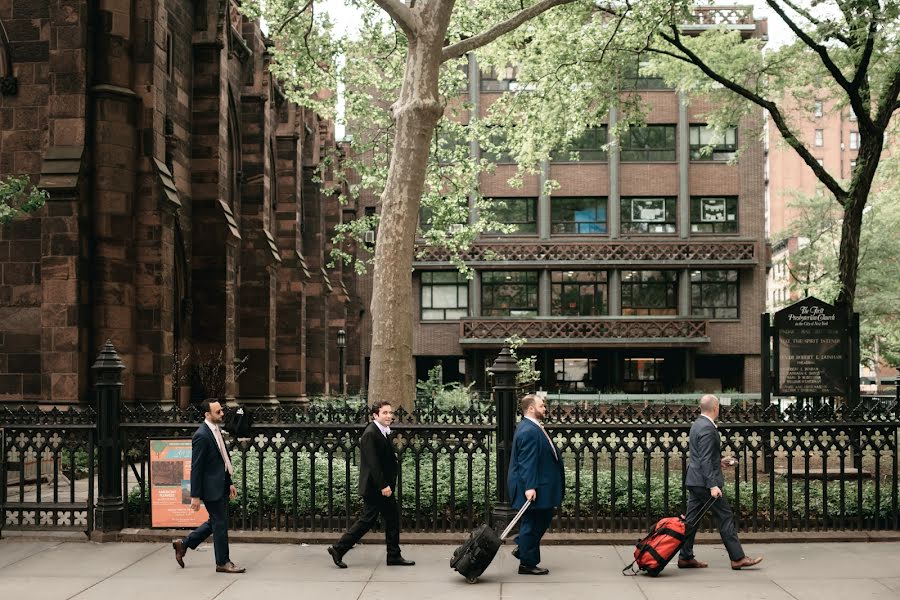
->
[683,6,760,38]
[414,240,756,267]
[460,317,709,346]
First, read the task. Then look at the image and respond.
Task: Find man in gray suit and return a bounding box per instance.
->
[678,394,763,570]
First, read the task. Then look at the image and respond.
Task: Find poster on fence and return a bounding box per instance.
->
[149,439,209,528]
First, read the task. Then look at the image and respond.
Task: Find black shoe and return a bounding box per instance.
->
[511,546,520,560]
[386,556,415,566]
[518,565,549,575]
[328,546,347,569]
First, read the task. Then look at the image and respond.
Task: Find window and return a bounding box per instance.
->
[620,125,676,161]
[551,197,607,234]
[481,271,539,317]
[482,127,514,164]
[480,65,517,91]
[850,159,857,170]
[814,101,823,118]
[551,127,608,161]
[485,197,537,234]
[551,271,608,316]
[689,125,737,161]
[621,197,677,234]
[434,126,467,164]
[815,129,824,147]
[691,197,737,233]
[816,158,824,166]
[553,358,599,392]
[421,271,468,321]
[419,203,466,235]
[691,270,739,319]
[624,358,664,393]
[621,270,678,315]
[849,131,859,150]
[623,56,667,89]
[848,107,857,121]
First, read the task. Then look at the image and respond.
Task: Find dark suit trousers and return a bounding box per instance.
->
[183,494,230,566]
[514,507,554,567]
[333,494,401,558]
[679,486,744,561]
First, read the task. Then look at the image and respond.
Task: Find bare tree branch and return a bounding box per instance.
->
[276,0,314,34]
[373,0,418,39]
[779,0,853,45]
[441,0,577,62]
[875,70,900,130]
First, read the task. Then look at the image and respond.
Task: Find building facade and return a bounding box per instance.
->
[0,0,360,404]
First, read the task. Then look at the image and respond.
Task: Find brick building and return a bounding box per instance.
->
[0,0,360,404]
[354,6,769,395]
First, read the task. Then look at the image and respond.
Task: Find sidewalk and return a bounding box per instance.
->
[1,539,898,600]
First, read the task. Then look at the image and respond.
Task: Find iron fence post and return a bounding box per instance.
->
[489,347,520,531]
[93,340,126,531]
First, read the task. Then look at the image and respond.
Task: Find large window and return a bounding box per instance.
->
[481,65,517,91]
[850,131,860,150]
[691,270,739,319]
[553,358,599,392]
[621,197,677,234]
[689,125,737,161]
[551,126,608,161]
[482,127,514,164]
[421,271,468,321]
[482,271,539,317]
[623,56,668,89]
[485,197,537,234]
[624,358,665,393]
[551,197,607,234]
[551,271,608,316]
[620,125,676,161]
[621,270,678,315]
[691,196,738,233]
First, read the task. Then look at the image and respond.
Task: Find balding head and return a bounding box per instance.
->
[699,394,720,418]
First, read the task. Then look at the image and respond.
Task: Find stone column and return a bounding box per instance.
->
[608,105,620,239]
[678,269,691,317]
[539,270,551,316]
[489,347,520,531]
[678,92,690,239]
[538,160,550,239]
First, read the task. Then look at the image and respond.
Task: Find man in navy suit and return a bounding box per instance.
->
[172,400,245,573]
[507,394,565,575]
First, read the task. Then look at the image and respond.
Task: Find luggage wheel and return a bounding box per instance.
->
[466,576,478,584]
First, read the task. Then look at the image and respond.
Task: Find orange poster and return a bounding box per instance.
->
[150,439,209,528]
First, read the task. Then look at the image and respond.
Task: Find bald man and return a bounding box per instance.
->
[678,394,763,571]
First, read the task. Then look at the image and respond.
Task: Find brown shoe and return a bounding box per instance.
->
[731,556,763,570]
[216,562,247,574]
[172,539,186,568]
[677,558,708,568]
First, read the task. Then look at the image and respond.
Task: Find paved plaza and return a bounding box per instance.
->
[0,538,898,600]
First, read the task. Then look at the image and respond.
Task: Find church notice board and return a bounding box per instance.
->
[149,439,209,528]
[773,296,848,396]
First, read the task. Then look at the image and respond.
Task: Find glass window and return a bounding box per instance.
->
[623,56,668,89]
[553,358,599,392]
[480,65,517,91]
[621,270,678,315]
[689,125,737,160]
[551,271,608,316]
[433,126,467,164]
[848,107,857,121]
[421,271,468,321]
[620,125,676,161]
[691,197,738,233]
[849,131,859,150]
[621,197,677,234]
[850,159,857,169]
[484,197,537,234]
[551,126,608,161]
[481,271,539,317]
[815,129,824,147]
[482,127,514,164]
[551,197,607,234]
[624,358,665,393]
[691,270,739,319]
[814,101,823,118]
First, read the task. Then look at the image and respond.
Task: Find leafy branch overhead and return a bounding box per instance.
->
[0,175,47,225]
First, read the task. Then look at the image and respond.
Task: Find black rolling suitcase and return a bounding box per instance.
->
[450,501,530,584]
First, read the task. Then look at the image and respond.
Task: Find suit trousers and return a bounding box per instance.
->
[333,494,401,558]
[183,494,230,566]
[514,507,554,567]
[679,486,744,561]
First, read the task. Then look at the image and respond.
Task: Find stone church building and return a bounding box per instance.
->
[0,0,361,404]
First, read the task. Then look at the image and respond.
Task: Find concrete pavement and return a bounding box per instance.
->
[1,539,899,600]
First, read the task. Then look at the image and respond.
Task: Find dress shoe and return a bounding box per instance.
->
[511,546,520,560]
[215,562,246,574]
[731,556,763,570]
[328,546,347,569]
[172,539,186,568]
[386,556,415,566]
[677,557,708,568]
[518,565,549,575]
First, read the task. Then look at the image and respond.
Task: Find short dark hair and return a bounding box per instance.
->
[519,394,540,415]
[200,399,212,417]
[371,400,392,416]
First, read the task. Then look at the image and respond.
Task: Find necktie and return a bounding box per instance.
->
[212,425,234,475]
[538,422,558,461]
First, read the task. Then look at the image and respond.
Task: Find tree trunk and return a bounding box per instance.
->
[367,20,450,413]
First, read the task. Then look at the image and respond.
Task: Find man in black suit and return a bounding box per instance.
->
[327,401,415,568]
[679,394,762,571]
[172,400,245,573]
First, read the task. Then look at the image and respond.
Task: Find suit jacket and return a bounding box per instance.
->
[507,418,565,510]
[189,423,233,502]
[358,421,398,499]
[684,415,725,489]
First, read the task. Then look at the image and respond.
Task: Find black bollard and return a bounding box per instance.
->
[93,340,126,531]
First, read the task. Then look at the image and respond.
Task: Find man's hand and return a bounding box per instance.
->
[190,497,201,512]
[525,489,537,502]
[710,486,722,498]
[721,457,737,468]
[381,485,392,497]
[229,485,237,500]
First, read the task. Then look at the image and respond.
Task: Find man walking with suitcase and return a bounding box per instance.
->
[507,394,565,575]
[678,394,763,571]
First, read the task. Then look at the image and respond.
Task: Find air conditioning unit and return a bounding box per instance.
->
[364,230,376,244]
[448,223,464,234]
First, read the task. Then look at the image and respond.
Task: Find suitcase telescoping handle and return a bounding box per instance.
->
[499,500,531,541]
[687,495,719,532]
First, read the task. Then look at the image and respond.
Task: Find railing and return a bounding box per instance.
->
[688,6,755,26]
[460,317,709,343]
